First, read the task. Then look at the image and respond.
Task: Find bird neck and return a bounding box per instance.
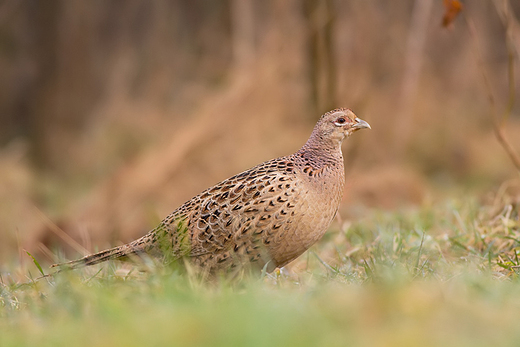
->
[296,135,344,169]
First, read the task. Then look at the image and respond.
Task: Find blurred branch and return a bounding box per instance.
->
[303,0,336,115]
[492,0,519,122]
[493,0,520,58]
[393,0,434,156]
[231,0,255,71]
[464,0,520,172]
[0,0,19,25]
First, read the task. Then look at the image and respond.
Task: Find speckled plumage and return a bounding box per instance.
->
[52,108,370,273]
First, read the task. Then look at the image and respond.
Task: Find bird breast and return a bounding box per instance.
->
[267,163,345,267]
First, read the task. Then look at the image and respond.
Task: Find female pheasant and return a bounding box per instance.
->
[52,108,370,273]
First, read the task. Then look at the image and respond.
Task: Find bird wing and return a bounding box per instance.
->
[180,157,302,260]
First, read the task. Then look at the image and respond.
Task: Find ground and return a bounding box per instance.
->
[1,186,519,347]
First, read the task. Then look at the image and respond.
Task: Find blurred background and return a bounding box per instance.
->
[0,0,519,264]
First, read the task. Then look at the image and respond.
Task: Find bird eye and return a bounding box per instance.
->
[334,117,347,126]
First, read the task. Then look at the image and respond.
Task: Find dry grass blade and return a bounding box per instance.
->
[32,205,88,256]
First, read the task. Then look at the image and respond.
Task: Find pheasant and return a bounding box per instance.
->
[52,108,370,273]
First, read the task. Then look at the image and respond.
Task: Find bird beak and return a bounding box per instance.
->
[351,118,371,131]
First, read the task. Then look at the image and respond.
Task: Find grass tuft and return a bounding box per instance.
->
[1,190,519,346]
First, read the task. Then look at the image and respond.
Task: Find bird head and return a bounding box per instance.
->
[313,108,371,146]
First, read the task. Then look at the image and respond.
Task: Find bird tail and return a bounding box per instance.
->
[50,234,153,270]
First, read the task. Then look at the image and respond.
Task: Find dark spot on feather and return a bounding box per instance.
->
[217,256,228,263]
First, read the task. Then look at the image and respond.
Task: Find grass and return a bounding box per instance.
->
[1,189,519,347]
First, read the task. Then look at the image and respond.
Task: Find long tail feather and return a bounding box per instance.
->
[51,236,151,269]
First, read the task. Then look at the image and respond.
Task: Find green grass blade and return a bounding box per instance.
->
[24,250,45,277]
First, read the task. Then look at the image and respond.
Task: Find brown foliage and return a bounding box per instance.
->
[0,0,519,262]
